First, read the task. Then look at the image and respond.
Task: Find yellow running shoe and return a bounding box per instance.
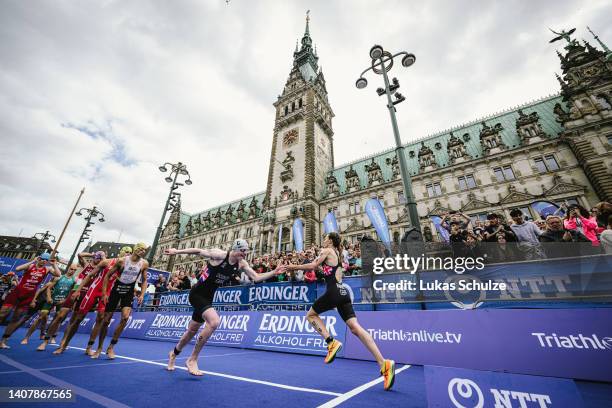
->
[324,339,342,364]
[381,359,396,391]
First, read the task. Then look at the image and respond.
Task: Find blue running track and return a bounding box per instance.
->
[0,328,610,407]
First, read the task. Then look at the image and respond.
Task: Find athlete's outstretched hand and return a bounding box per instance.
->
[273,265,286,276]
[164,248,178,255]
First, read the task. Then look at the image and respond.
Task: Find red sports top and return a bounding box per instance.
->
[17,263,49,292]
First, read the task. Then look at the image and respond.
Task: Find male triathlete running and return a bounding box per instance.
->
[81,246,133,356]
[93,243,148,359]
[0,253,61,349]
[36,263,83,351]
[165,239,284,376]
[21,264,77,345]
[283,232,396,391]
[52,251,106,354]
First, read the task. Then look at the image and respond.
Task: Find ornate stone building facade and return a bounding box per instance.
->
[152,21,612,273]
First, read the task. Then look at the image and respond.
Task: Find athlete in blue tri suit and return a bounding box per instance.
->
[164,239,284,376]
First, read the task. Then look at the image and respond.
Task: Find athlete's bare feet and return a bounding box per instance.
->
[20,338,29,345]
[0,341,10,349]
[106,346,116,359]
[186,358,203,376]
[91,349,103,359]
[167,350,177,371]
[37,341,48,351]
[52,347,65,355]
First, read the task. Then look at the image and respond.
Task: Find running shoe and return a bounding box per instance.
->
[324,339,342,364]
[381,359,396,391]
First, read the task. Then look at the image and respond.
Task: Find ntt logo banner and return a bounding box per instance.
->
[250,311,346,356]
[425,366,584,408]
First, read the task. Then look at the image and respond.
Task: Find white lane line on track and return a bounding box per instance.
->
[0,354,130,408]
[151,351,256,362]
[0,360,140,374]
[317,365,412,408]
[65,345,342,397]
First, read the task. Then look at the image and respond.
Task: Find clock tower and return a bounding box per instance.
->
[263,12,335,249]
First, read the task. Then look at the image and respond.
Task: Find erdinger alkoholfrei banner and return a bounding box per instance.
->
[531,200,564,218]
[292,218,304,252]
[157,282,316,307]
[323,211,339,234]
[365,198,391,251]
[343,308,612,382]
[250,311,346,356]
[71,310,346,356]
[430,215,450,243]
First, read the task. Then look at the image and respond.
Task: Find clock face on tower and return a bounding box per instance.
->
[283,129,299,148]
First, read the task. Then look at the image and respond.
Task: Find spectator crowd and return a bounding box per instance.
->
[441,201,612,261]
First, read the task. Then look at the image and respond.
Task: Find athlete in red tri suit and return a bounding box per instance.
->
[82,246,132,356]
[53,251,106,355]
[0,253,61,349]
[61,251,105,316]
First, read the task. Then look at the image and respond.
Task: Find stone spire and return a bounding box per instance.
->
[293,10,319,81]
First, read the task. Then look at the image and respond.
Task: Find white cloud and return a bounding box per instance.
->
[0,0,610,258]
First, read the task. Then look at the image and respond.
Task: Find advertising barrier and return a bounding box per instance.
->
[343,308,612,382]
[153,254,611,311]
[57,307,611,382]
[157,282,317,308]
[71,310,345,355]
[250,311,346,356]
[340,254,612,308]
[146,268,170,285]
[0,256,30,275]
[425,366,584,408]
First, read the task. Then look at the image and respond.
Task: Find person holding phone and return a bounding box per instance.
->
[564,205,599,246]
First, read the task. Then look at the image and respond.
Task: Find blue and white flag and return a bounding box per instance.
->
[365,198,391,251]
[292,218,304,251]
[277,223,283,253]
[531,201,564,218]
[323,211,339,234]
[431,216,450,243]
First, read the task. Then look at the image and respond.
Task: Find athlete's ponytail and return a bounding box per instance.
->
[327,232,342,255]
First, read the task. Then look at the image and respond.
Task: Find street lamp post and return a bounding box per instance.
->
[148,162,192,265]
[66,206,105,269]
[33,231,57,256]
[355,45,421,236]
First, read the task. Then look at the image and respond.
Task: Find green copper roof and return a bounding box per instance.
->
[327,94,564,195]
[178,191,266,237]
